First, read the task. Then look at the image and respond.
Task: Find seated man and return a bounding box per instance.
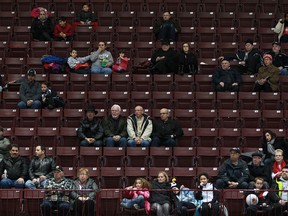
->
[215,147,249,189]
[127,106,152,147]
[90,41,113,74]
[150,41,178,74]
[40,166,73,216]
[103,104,127,147]
[151,108,183,147]
[212,58,242,92]
[153,11,181,42]
[0,144,27,189]
[253,54,279,92]
[77,105,103,146]
[53,16,74,41]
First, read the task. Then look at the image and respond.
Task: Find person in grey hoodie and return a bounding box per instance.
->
[67,49,91,74]
[90,41,113,74]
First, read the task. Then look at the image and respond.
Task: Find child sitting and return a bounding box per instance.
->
[112,50,129,73]
[170,178,197,216]
[41,82,64,109]
[195,173,219,216]
[67,49,90,74]
[121,178,151,214]
[74,3,98,29]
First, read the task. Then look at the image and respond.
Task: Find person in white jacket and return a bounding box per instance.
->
[274,13,288,43]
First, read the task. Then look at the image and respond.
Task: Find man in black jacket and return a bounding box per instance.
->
[77,105,104,146]
[25,145,56,189]
[266,41,288,75]
[0,144,28,188]
[151,108,183,147]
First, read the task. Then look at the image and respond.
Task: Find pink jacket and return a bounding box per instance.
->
[123,187,150,214]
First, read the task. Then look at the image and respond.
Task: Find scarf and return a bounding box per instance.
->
[267,138,275,155]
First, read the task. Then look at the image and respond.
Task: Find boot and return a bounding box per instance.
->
[178,65,184,75]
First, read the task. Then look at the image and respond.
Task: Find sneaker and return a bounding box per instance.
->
[133,204,140,209]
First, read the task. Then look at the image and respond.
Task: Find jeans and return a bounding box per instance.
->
[41,200,70,216]
[105,137,127,147]
[280,68,288,75]
[158,22,176,42]
[151,136,176,147]
[175,201,196,216]
[91,65,112,74]
[127,139,150,147]
[0,178,25,189]
[121,195,145,209]
[17,100,42,109]
[151,203,170,216]
[215,179,249,189]
[25,179,47,189]
[80,139,103,147]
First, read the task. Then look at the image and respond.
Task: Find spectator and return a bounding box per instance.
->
[150,171,174,216]
[90,41,113,74]
[103,104,127,147]
[245,177,278,216]
[247,151,271,189]
[0,70,3,92]
[40,166,73,216]
[121,177,151,214]
[262,130,288,165]
[171,178,196,216]
[0,144,27,189]
[41,82,64,109]
[195,173,219,216]
[266,41,288,75]
[77,105,104,147]
[0,126,10,162]
[74,3,98,29]
[67,49,91,74]
[219,39,262,75]
[31,8,54,41]
[150,41,178,74]
[153,12,181,42]
[53,16,74,41]
[25,145,56,189]
[270,165,288,215]
[71,167,99,216]
[151,108,183,147]
[17,69,42,109]
[274,13,288,43]
[112,50,129,73]
[271,149,286,180]
[215,147,249,189]
[253,54,279,92]
[177,42,198,75]
[127,106,152,147]
[212,58,242,92]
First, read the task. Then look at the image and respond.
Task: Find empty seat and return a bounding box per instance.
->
[151,91,174,109]
[111,74,132,91]
[217,12,236,28]
[259,92,282,110]
[173,147,196,167]
[16,11,33,26]
[238,92,260,109]
[62,167,77,178]
[36,127,59,147]
[218,109,241,128]
[56,146,79,167]
[90,74,111,91]
[0,109,19,128]
[30,41,51,58]
[173,91,195,109]
[74,26,95,42]
[194,75,214,92]
[0,189,23,216]
[196,167,219,183]
[149,147,173,167]
[218,128,241,147]
[99,167,125,189]
[125,147,149,167]
[109,91,131,109]
[262,109,285,129]
[195,109,218,128]
[4,57,26,74]
[196,147,219,167]
[95,26,114,42]
[178,27,196,43]
[41,108,63,127]
[177,128,195,147]
[23,190,45,216]
[240,109,262,128]
[115,12,136,27]
[65,91,87,109]
[69,73,90,91]
[19,146,32,163]
[131,74,153,91]
[194,128,219,147]
[216,91,238,109]
[194,91,217,109]
[13,127,36,147]
[0,11,16,27]
[87,91,109,110]
[51,41,71,58]
[79,146,102,167]
[102,147,126,167]
[124,166,149,187]
[196,27,217,42]
[130,91,152,109]
[174,74,196,92]
[196,42,218,58]
[2,91,20,109]
[134,41,154,58]
[12,26,31,42]
[172,167,197,189]
[135,26,155,42]
[174,109,195,128]
[0,41,8,59]
[237,27,257,43]
[19,109,41,127]
[177,11,195,27]
[59,127,79,147]
[241,128,263,147]
[223,190,245,216]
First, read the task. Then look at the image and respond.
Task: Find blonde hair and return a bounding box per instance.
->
[134,177,151,189]
[275,149,283,155]
[158,171,169,182]
[78,167,89,177]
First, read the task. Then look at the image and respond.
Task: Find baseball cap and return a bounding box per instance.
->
[27,69,36,76]
[230,147,241,154]
[54,165,64,172]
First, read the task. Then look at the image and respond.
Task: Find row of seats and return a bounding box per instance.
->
[1,126,283,147]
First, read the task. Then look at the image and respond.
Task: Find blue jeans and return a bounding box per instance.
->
[280,68,288,75]
[0,178,25,189]
[91,65,112,74]
[127,139,150,147]
[105,137,127,147]
[41,200,70,216]
[17,100,42,109]
[25,179,47,189]
[121,195,145,209]
[151,136,176,147]
[80,139,103,147]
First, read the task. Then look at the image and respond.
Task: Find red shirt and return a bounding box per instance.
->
[53,23,74,37]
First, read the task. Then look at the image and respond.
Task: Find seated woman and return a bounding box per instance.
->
[177,42,198,75]
[271,149,286,180]
[71,168,99,216]
[150,171,175,216]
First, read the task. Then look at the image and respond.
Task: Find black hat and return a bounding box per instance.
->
[27,69,36,76]
[272,41,281,46]
[170,178,180,189]
[252,151,263,158]
[54,165,64,172]
[85,105,98,114]
[161,40,170,46]
[230,147,241,154]
[245,39,254,45]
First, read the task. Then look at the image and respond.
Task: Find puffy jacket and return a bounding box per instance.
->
[28,156,56,179]
[0,155,28,180]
